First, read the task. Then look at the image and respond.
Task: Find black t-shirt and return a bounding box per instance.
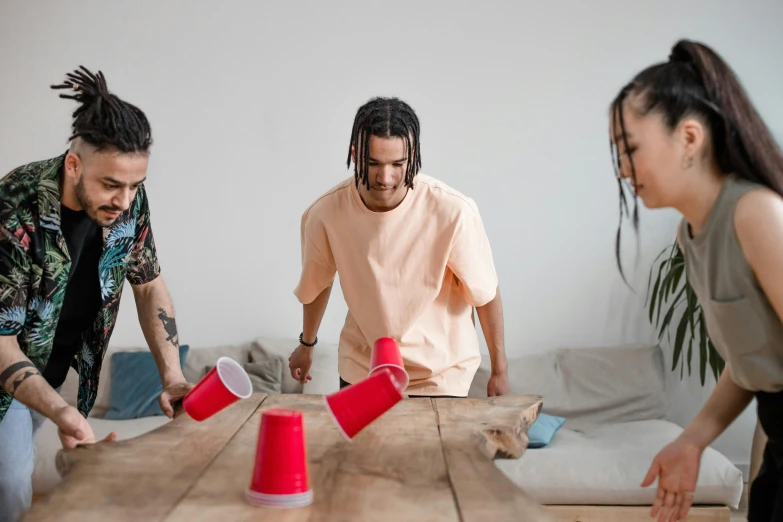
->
[42,206,103,388]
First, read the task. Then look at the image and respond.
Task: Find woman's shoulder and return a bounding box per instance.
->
[734,185,783,266]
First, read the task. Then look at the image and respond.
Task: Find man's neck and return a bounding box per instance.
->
[59,169,83,212]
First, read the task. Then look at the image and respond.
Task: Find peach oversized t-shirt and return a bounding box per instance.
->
[294,174,498,396]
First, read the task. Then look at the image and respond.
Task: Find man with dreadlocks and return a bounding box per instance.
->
[0,67,192,521]
[289,97,509,399]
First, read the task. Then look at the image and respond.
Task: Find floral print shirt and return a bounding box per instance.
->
[0,152,160,423]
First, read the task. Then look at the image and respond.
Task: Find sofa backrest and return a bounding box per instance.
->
[469,343,669,427]
[61,338,667,425]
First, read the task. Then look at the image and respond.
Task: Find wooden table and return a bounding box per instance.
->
[24,393,557,522]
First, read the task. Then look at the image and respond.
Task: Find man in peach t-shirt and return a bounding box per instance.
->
[288,97,509,397]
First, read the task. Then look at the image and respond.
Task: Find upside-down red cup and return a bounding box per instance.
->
[182,357,253,422]
[246,408,312,509]
[369,337,409,391]
[325,368,403,440]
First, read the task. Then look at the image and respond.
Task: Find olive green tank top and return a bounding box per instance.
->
[679,174,783,392]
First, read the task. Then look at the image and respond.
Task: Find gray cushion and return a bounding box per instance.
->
[183,343,253,384]
[250,338,304,394]
[470,344,668,427]
[244,359,283,394]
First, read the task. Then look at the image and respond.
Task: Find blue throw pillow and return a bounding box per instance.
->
[104,345,189,420]
[528,412,566,448]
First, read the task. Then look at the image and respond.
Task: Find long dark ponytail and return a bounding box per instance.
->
[610,39,783,280]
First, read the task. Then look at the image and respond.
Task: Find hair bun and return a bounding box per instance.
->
[51,66,110,103]
[668,40,695,65]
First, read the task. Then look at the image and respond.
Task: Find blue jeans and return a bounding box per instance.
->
[0,399,47,522]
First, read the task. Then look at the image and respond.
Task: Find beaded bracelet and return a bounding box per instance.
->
[299,333,318,347]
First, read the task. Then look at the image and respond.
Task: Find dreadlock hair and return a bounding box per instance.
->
[609,39,783,283]
[346,97,422,190]
[51,66,152,154]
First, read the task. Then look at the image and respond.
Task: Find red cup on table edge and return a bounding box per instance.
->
[182,356,253,422]
[246,408,313,509]
[324,367,403,441]
[369,337,409,391]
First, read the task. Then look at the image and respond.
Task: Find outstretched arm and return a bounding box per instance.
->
[132,275,192,417]
[0,336,116,448]
[475,286,509,396]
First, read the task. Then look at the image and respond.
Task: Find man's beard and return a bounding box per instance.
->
[74,177,123,227]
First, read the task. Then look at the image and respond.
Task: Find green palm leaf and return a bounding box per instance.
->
[647,240,724,386]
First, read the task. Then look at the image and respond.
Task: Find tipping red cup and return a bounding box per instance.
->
[369,337,409,391]
[246,408,312,509]
[182,356,253,422]
[324,368,403,440]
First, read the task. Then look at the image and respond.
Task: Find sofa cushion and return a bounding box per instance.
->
[201,358,284,394]
[183,343,253,384]
[250,337,307,394]
[494,419,743,508]
[104,345,190,420]
[528,413,566,448]
[59,345,179,418]
[250,337,341,395]
[301,341,340,395]
[59,367,80,409]
[469,344,669,427]
[246,359,284,393]
[92,345,157,418]
[32,416,171,494]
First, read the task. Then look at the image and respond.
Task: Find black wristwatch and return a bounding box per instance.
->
[299,333,318,347]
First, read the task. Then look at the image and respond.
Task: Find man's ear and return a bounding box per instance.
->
[63,151,81,182]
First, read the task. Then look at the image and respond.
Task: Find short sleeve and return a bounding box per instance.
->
[293,211,336,304]
[0,212,30,335]
[126,186,161,286]
[447,201,498,307]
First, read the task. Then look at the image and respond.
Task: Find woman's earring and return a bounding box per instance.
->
[683,156,694,169]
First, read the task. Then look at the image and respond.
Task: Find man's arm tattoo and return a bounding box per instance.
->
[0,361,40,398]
[157,308,179,348]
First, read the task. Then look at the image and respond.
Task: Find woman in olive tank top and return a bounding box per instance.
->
[610,40,783,522]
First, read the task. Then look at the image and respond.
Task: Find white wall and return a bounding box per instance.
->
[2,0,781,473]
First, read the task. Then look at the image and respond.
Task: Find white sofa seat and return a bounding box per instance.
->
[469,343,745,509]
[495,419,743,508]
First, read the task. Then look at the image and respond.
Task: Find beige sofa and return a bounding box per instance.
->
[32,339,742,520]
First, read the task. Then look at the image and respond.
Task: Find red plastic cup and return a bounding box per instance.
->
[182,357,253,422]
[246,408,312,509]
[369,337,409,391]
[324,368,403,440]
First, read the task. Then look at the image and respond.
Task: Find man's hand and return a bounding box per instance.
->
[288,344,314,385]
[52,405,117,450]
[159,381,195,419]
[487,369,510,397]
